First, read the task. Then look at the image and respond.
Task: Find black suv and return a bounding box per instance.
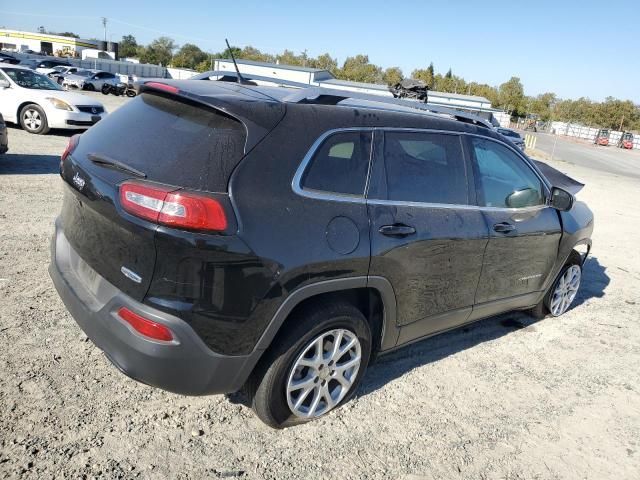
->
[50,79,593,428]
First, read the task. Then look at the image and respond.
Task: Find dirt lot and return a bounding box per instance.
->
[1,95,639,479]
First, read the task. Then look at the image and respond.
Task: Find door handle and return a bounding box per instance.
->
[493,222,515,233]
[379,224,416,237]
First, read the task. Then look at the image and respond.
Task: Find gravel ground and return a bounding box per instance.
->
[1,94,639,479]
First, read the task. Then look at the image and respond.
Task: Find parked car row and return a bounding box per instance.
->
[8,55,132,92]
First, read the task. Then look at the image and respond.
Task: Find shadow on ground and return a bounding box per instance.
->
[358,256,609,397]
[0,154,60,174]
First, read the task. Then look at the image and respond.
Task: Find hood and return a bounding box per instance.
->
[533,160,585,195]
[27,88,104,107]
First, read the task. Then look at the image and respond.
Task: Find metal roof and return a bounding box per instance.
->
[318,78,390,91]
[427,90,490,103]
[214,58,330,74]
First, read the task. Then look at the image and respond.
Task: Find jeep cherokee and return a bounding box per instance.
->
[50,79,593,428]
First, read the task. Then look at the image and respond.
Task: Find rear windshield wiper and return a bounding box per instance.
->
[87,153,147,178]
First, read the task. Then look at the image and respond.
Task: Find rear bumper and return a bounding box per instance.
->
[49,221,260,395]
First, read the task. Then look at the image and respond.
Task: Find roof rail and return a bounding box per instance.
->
[283,87,493,128]
[190,70,492,129]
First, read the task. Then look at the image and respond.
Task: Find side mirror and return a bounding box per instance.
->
[0,79,10,89]
[506,187,541,208]
[549,187,574,211]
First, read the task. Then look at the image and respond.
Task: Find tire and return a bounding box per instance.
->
[126,89,136,97]
[530,252,582,319]
[247,301,372,429]
[84,83,95,91]
[101,84,110,95]
[19,104,49,135]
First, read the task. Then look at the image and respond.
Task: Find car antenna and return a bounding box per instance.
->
[225,38,246,84]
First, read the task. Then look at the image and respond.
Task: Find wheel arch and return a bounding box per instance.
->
[253,276,399,357]
[17,101,43,121]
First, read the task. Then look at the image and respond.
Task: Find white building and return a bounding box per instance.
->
[213,58,510,126]
[0,29,108,57]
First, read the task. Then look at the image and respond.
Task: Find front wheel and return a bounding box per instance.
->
[84,83,95,91]
[530,256,582,319]
[247,302,372,428]
[19,104,49,135]
[126,89,136,97]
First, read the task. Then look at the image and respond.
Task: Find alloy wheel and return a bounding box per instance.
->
[549,264,581,316]
[286,328,361,419]
[23,109,42,131]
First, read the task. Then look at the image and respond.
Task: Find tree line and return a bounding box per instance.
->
[117,35,639,131]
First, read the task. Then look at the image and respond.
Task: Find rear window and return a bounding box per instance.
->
[74,93,246,192]
[301,131,372,196]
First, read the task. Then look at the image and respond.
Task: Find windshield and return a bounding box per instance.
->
[73,70,92,77]
[1,68,63,90]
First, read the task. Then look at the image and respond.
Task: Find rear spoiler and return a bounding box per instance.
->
[135,79,285,154]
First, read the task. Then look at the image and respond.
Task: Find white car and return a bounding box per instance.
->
[62,70,119,91]
[0,65,107,135]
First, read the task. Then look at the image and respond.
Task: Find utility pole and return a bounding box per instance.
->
[102,17,108,43]
[619,114,624,132]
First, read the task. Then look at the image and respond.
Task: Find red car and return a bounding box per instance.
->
[617,132,634,149]
[594,129,610,146]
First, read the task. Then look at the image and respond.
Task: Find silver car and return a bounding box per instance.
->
[62,70,119,91]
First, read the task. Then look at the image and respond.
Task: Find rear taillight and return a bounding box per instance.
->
[119,181,228,231]
[60,134,80,168]
[117,307,174,342]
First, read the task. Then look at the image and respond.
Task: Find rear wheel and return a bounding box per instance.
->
[101,84,110,95]
[19,104,49,135]
[247,301,371,428]
[84,83,95,91]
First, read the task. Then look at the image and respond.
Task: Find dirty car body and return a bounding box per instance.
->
[49,77,594,423]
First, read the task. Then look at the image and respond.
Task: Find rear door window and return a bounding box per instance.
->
[73,92,247,192]
[371,131,469,205]
[301,131,372,196]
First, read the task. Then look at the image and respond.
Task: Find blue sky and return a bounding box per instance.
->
[1,1,638,102]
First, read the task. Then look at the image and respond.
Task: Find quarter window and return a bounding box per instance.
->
[470,137,544,208]
[301,131,372,196]
[375,131,469,205]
